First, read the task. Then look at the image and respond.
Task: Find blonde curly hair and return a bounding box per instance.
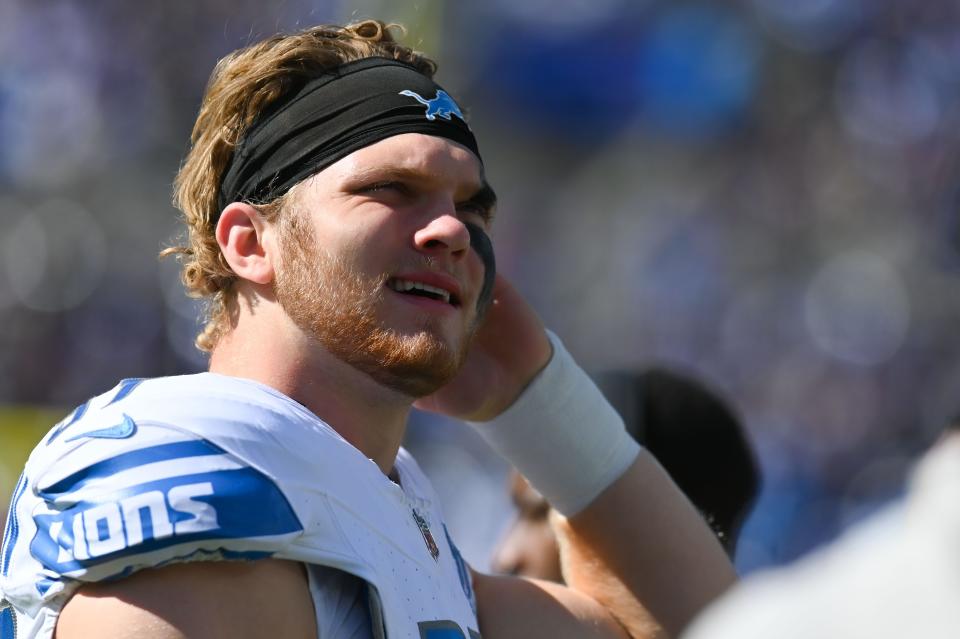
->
[165,20,438,351]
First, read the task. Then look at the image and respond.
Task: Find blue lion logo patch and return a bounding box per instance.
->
[399,89,466,122]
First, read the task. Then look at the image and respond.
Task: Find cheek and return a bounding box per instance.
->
[322,217,401,266]
[467,248,485,277]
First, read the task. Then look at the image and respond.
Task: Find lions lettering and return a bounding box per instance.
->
[39,482,217,564]
[28,462,303,579]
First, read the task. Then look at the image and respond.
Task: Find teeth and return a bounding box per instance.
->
[390,279,451,304]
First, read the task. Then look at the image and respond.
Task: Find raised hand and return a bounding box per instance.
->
[415,275,552,421]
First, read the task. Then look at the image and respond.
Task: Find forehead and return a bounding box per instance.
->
[320,132,484,187]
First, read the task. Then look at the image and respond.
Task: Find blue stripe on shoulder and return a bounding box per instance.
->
[46,379,146,446]
[1,474,28,577]
[106,378,145,406]
[30,466,303,577]
[39,440,227,499]
[0,604,15,639]
[46,401,90,445]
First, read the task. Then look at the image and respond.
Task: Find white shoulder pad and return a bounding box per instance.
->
[1,376,306,616]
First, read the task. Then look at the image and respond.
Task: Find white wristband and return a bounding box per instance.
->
[469,330,641,515]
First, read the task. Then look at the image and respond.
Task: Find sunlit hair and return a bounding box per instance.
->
[164,20,438,351]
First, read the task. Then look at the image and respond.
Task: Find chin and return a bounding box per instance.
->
[272,233,474,397]
[354,328,466,398]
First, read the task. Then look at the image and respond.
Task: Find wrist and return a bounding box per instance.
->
[469,330,641,515]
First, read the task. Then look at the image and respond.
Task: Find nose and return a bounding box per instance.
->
[413,211,471,260]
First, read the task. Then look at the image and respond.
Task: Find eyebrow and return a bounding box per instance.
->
[347,165,498,215]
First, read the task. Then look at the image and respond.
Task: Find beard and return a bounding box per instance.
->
[272,219,475,398]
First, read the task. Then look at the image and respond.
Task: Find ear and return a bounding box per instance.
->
[215,203,275,285]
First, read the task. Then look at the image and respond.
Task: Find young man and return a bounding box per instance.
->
[0,21,735,639]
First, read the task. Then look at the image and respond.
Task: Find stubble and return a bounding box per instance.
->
[273,214,474,398]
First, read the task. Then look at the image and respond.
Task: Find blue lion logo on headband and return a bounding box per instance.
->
[399,89,466,122]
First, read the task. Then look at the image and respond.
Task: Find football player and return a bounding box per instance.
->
[0,20,735,639]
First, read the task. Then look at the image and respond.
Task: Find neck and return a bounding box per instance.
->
[209,306,412,475]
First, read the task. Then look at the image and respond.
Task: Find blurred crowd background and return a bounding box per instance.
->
[3,0,960,575]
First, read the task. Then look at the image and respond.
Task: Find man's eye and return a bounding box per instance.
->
[457,203,493,226]
[362,181,408,194]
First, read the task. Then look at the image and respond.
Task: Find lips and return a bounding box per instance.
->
[386,272,463,307]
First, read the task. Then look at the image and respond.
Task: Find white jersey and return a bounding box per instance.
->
[0,374,480,639]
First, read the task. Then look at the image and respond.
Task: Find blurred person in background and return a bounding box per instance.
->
[0,19,735,639]
[493,368,759,582]
[684,419,960,638]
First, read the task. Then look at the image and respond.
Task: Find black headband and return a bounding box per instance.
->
[217,57,482,213]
